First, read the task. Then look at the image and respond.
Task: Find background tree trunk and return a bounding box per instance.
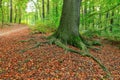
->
[10,0,13,23]
[42,0,45,19]
[110,11,114,32]
[84,1,87,29]
[47,0,50,15]
[92,5,94,28]
[18,7,21,24]
[0,0,4,25]
[14,6,17,23]
[55,5,58,17]
[0,0,2,8]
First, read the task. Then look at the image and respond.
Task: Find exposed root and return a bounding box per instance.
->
[19,36,112,79]
[48,37,112,80]
[19,38,35,43]
[19,41,48,53]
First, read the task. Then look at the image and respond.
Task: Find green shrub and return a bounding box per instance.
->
[30,21,57,34]
[101,26,120,41]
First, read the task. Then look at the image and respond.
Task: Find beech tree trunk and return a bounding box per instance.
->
[53,0,82,46]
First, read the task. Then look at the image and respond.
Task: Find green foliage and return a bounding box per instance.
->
[92,40,102,46]
[79,0,120,43]
[80,29,102,38]
[81,25,120,42]
[30,21,57,34]
[102,26,120,41]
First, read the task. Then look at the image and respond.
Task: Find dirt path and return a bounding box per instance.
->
[0,24,120,80]
[0,27,28,37]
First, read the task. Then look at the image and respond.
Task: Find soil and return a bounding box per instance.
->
[0,24,120,80]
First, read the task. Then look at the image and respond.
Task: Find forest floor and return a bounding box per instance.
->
[0,24,120,80]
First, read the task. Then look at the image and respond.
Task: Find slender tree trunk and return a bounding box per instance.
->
[14,6,17,23]
[1,7,3,25]
[0,0,4,26]
[92,5,94,28]
[98,6,102,29]
[18,7,21,24]
[56,5,58,17]
[53,0,82,47]
[31,0,39,21]
[118,9,120,24]
[36,0,41,19]
[7,3,9,23]
[99,14,102,28]
[81,5,84,29]
[106,12,109,18]
[0,0,2,9]
[105,12,109,31]
[84,2,87,29]
[110,11,114,32]
[47,0,50,15]
[42,0,45,19]
[34,6,38,22]
[10,0,13,23]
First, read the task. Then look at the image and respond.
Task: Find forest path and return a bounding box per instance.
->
[0,24,28,37]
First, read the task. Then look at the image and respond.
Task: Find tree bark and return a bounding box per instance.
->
[18,7,21,24]
[55,5,58,17]
[92,5,94,28]
[84,2,87,29]
[118,9,120,24]
[47,0,50,15]
[52,0,82,47]
[31,0,39,21]
[10,0,13,23]
[0,0,4,25]
[42,0,45,19]
[110,11,114,32]
[14,6,17,23]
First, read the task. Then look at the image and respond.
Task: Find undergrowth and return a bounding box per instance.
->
[102,30,120,41]
[29,21,57,34]
[80,25,120,42]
